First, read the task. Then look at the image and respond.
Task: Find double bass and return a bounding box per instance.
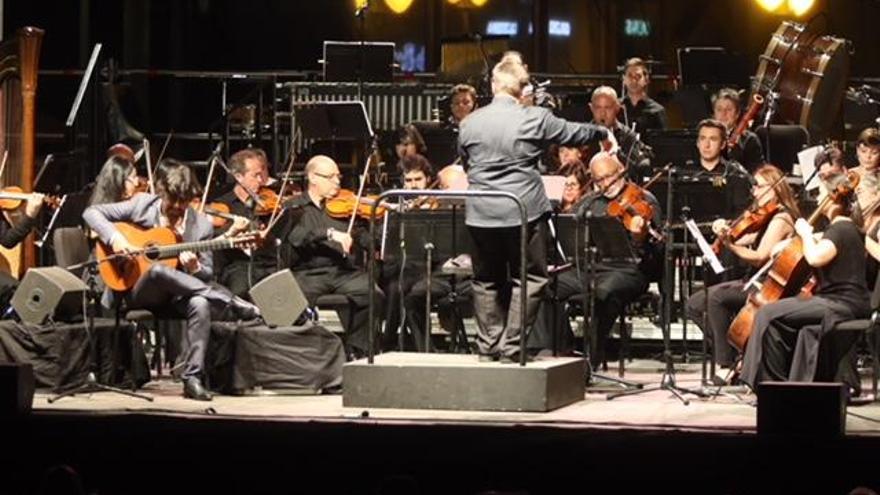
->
[727,172,859,351]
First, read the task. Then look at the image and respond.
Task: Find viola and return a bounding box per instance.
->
[254,186,301,217]
[0,186,62,210]
[727,171,860,351]
[711,200,781,255]
[325,188,388,220]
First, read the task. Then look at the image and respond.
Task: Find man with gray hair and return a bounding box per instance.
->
[588,85,652,177]
[458,58,615,362]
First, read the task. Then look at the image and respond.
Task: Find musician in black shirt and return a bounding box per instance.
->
[213,148,284,298]
[620,58,667,133]
[711,88,764,172]
[284,155,384,356]
[740,171,870,393]
[0,191,45,311]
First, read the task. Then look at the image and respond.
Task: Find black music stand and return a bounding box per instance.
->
[607,169,711,405]
[384,207,471,352]
[294,100,376,185]
[323,41,394,83]
[581,214,644,389]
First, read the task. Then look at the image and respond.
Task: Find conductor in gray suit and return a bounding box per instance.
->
[83,159,259,401]
[458,58,616,362]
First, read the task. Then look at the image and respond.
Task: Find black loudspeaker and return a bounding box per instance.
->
[0,363,35,415]
[11,266,88,325]
[249,269,309,327]
[757,382,847,437]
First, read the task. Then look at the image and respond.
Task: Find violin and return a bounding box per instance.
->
[325,188,388,220]
[711,200,781,255]
[604,165,668,241]
[0,186,61,211]
[727,171,860,351]
[253,186,302,217]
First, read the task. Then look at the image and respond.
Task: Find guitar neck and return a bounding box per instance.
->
[152,236,239,259]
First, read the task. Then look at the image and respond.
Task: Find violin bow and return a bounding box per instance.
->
[347,136,379,234]
[143,138,156,195]
[0,150,8,185]
[155,130,174,170]
[266,130,300,230]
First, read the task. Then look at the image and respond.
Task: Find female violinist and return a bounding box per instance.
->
[739,168,870,393]
[685,164,799,376]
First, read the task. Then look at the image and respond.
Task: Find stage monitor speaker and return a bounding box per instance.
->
[249,269,309,327]
[11,266,88,325]
[757,381,847,437]
[0,363,35,416]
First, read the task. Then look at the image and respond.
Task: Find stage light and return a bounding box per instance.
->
[384,0,413,14]
[755,0,785,11]
[447,0,490,8]
[788,0,815,16]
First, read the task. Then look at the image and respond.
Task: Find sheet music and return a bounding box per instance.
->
[798,145,823,191]
[684,219,725,274]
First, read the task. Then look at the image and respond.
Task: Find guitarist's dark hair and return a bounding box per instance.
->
[155,159,202,202]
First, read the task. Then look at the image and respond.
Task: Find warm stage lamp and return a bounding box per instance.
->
[788,0,815,16]
[384,0,414,14]
[755,0,786,11]
[447,0,490,7]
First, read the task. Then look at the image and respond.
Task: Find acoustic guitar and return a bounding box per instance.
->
[95,222,260,292]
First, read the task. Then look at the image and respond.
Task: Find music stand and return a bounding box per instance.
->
[410,121,458,168]
[580,214,644,389]
[607,169,712,405]
[383,207,471,352]
[294,101,374,142]
[323,41,394,83]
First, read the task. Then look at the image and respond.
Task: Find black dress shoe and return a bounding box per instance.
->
[231,297,261,320]
[183,377,213,401]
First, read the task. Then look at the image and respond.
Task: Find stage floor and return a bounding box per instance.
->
[32,357,880,437]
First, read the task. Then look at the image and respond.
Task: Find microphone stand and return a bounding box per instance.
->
[355,0,371,102]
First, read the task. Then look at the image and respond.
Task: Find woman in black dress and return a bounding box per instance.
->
[740,172,870,391]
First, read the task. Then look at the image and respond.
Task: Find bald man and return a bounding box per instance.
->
[587,86,652,177]
[578,153,663,367]
[284,155,384,357]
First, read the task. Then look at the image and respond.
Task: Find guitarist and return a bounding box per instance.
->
[83,159,260,401]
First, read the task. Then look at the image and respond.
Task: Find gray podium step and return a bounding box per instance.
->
[342,352,585,412]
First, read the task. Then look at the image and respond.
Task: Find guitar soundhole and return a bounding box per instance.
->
[143,245,161,261]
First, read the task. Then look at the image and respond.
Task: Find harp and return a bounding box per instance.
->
[0,27,44,277]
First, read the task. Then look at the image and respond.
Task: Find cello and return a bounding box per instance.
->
[727,171,860,351]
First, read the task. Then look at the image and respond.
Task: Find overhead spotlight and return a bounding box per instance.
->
[384,0,413,14]
[787,0,815,16]
[755,0,785,11]
[447,0,490,8]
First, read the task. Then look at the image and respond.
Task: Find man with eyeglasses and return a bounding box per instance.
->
[284,155,384,358]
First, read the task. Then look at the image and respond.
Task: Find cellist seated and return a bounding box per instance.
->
[739,170,870,395]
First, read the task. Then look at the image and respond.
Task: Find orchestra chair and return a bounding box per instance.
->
[827,271,880,401]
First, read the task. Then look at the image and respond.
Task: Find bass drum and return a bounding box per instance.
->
[753,21,850,144]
